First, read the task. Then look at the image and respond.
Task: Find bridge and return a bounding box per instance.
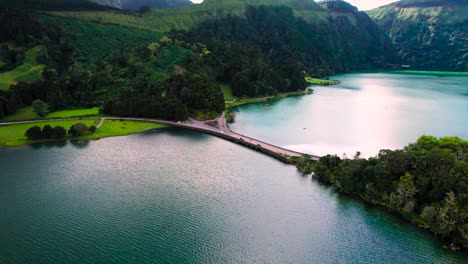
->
[0,113,321,162]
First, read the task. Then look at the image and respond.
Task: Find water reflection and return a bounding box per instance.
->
[231,73,468,157]
[69,140,90,149]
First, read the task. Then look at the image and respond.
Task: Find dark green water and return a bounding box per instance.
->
[1,73,468,263]
[0,130,467,263]
[231,73,468,157]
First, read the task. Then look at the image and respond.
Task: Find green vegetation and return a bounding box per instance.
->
[90,0,192,11]
[1,106,36,121]
[31,99,47,117]
[226,89,311,108]
[295,135,468,250]
[0,0,106,10]
[221,83,237,101]
[1,107,99,122]
[68,122,90,136]
[368,0,468,71]
[38,14,164,63]
[305,77,340,86]
[0,118,98,146]
[0,46,46,90]
[82,120,167,139]
[45,0,325,33]
[0,118,168,146]
[46,107,99,118]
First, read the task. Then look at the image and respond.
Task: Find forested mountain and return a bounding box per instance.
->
[0,0,396,120]
[368,0,468,71]
[89,0,193,10]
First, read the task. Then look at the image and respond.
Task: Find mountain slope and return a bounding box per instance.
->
[368,0,468,71]
[89,0,193,10]
[0,0,107,10]
[42,0,394,75]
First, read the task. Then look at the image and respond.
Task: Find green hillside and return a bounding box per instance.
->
[368,0,468,71]
[1,0,394,121]
[45,0,328,32]
[0,46,46,90]
[0,0,107,10]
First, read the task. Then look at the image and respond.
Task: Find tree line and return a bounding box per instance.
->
[25,122,96,140]
[293,135,468,250]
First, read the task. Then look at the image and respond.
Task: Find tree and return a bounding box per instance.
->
[53,126,66,138]
[32,99,47,117]
[89,125,96,133]
[24,126,43,140]
[42,125,55,139]
[68,122,89,137]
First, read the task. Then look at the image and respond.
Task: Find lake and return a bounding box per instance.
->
[0,73,467,263]
[230,72,468,157]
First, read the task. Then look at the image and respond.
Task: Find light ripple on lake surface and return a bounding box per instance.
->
[230,73,468,158]
[0,129,466,263]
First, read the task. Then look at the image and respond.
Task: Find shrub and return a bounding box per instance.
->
[68,122,89,137]
[24,126,43,140]
[89,125,97,133]
[53,126,66,138]
[42,125,55,139]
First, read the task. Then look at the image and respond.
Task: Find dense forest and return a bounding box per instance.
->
[0,1,395,119]
[293,135,468,250]
[172,3,394,97]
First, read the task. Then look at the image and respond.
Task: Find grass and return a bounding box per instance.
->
[46,107,100,118]
[226,89,312,108]
[1,107,100,122]
[0,119,167,147]
[0,118,98,146]
[221,83,237,101]
[0,46,46,91]
[81,120,167,140]
[390,70,468,77]
[305,77,340,85]
[1,106,36,122]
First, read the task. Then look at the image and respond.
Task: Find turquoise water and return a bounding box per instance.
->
[231,73,468,157]
[1,73,467,263]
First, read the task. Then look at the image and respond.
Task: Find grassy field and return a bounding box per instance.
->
[221,83,237,101]
[82,120,167,140]
[1,107,100,122]
[0,119,167,147]
[0,118,98,146]
[0,46,46,90]
[305,77,340,85]
[390,70,468,77]
[46,108,100,118]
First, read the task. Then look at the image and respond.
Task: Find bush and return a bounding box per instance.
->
[68,122,89,137]
[42,125,55,139]
[53,126,66,138]
[89,125,96,133]
[24,126,43,140]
